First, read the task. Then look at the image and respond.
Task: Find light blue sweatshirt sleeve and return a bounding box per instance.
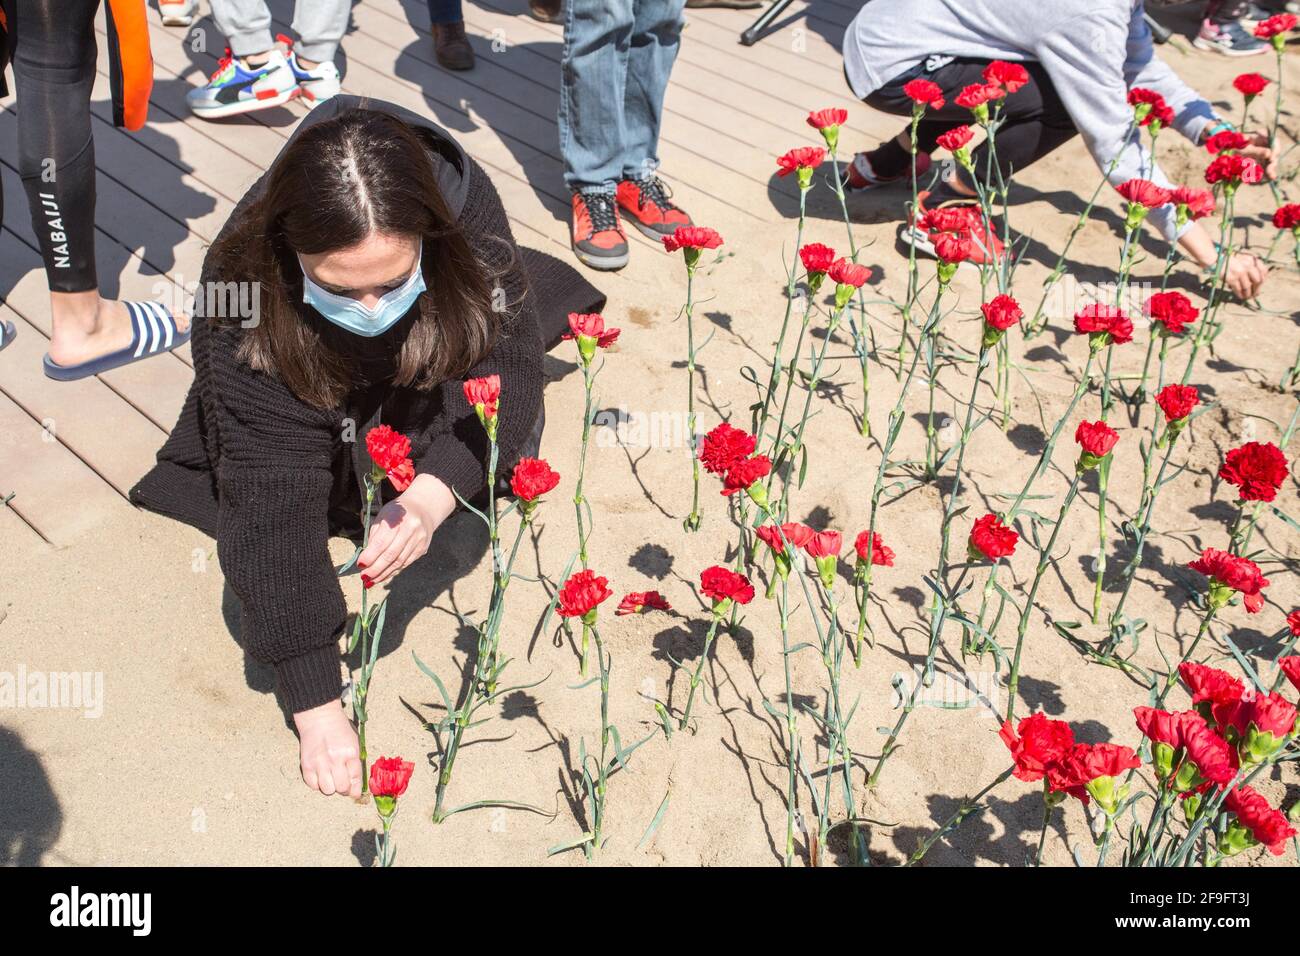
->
[1123,5,1216,145]
[1033,7,1196,242]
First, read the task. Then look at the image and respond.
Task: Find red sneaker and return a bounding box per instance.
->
[844,149,932,191]
[901,189,1006,267]
[616,177,692,239]
[571,191,629,271]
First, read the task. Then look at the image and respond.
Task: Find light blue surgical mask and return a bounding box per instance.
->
[300,244,427,337]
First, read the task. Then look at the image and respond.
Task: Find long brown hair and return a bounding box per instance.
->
[208,108,500,410]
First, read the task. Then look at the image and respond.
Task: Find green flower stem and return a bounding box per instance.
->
[679,612,723,730]
[970,351,1097,646]
[828,146,873,438]
[684,265,703,533]
[588,624,611,858]
[854,297,944,667]
[1229,500,1265,556]
[898,109,924,367]
[1179,188,1237,385]
[786,302,849,470]
[1008,471,1084,721]
[766,291,817,487]
[357,476,377,793]
[755,187,808,443]
[776,578,799,867]
[574,361,595,569]
[907,766,1014,865]
[1034,793,1054,866]
[1106,433,1179,650]
[1155,602,1219,707]
[1091,454,1111,625]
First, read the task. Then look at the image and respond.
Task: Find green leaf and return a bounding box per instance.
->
[547,833,594,856]
[335,545,364,576]
[1222,633,1266,693]
[412,651,454,713]
[637,791,671,850]
[440,798,554,819]
[539,550,581,637]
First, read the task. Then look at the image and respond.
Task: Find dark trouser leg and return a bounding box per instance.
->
[13,0,101,293]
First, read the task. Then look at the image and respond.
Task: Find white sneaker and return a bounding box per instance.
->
[158,0,197,27]
[288,50,342,108]
[186,48,299,120]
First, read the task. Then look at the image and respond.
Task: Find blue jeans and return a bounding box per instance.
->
[427,0,464,24]
[559,0,686,195]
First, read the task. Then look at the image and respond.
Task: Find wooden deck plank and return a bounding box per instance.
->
[0,498,47,550]
[0,390,133,546]
[0,298,167,498]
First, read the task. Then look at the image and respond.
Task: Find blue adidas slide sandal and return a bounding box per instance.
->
[43,302,190,381]
[0,320,14,353]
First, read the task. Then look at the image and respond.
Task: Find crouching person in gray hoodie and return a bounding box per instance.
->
[841,0,1276,300]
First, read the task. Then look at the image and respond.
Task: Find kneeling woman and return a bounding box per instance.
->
[131,96,602,798]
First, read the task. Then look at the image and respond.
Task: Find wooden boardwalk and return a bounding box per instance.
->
[0,0,874,549]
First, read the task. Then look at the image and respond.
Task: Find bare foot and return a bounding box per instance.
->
[47,291,190,368]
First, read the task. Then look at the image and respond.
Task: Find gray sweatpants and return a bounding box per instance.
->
[210,0,350,62]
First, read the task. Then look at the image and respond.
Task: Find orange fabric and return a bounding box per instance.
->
[105,0,153,130]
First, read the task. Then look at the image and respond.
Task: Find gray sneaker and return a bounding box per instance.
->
[1193,18,1269,55]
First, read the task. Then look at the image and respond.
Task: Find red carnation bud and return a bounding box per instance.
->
[464,375,502,437]
[776,146,826,187]
[563,312,620,364]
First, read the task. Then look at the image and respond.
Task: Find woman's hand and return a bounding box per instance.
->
[294,701,362,797]
[1237,131,1278,181]
[1223,251,1268,301]
[357,473,456,587]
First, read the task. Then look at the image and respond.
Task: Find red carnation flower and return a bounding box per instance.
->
[955,82,1004,110]
[827,257,872,289]
[1127,87,1174,127]
[722,454,771,496]
[510,457,560,503]
[699,421,757,475]
[1134,706,1187,749]
[615,590,671,616]
[919,207,970,234]
[464,375,501,420]
[1224,786,1296,855]
[853,529,894,566]
[935,125,975,152]
[1255,13,1297,38]
[999,712,1075,782]
[802,530,842,559]
[1117,178,1172,208]
[1075,419,1120,458]
[1219,441,1288,502]
[563,312,620,349]
[700,565,755,607]
[806,107,848,130]
[1145,291,1199,336]
[1233,72,1270,97]
[663,225,724,253]
[1290,610,1300,637]
[1279,655,1300,691]
[557,569,613,620]
[933,231,974,264]
[755,522,815,556]
[1273,204,1300,230]
[776,146,826,178]
[365,425,416,491]
[1180,662,1245,709]
[369,755,415,798]
[799,242,836,275]
[1205,153,1264,186]
[1170,187,1216,220]
[1073,303,1133,345]
[969,513,1017,560]
[1205,129,1250,155]
[902,78,945,110]
[1218,690,1298,741]
[982,60,1028,93]
[1180,713,1239,785]
[981,294,1023,332]
[1155,384,1199,423]
[1189,548,1270,613]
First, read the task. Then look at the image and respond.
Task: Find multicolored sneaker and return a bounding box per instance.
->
[616,177,692,239]
[287,48,342,107]
[1193,18,1269,55]
[158,0,197,26]
[844,148,932,191]
[571,191,629,271]
[899,190,1006,268]
[187,48,298,119]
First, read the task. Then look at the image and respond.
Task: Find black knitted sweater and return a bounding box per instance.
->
[130,96,603,714]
